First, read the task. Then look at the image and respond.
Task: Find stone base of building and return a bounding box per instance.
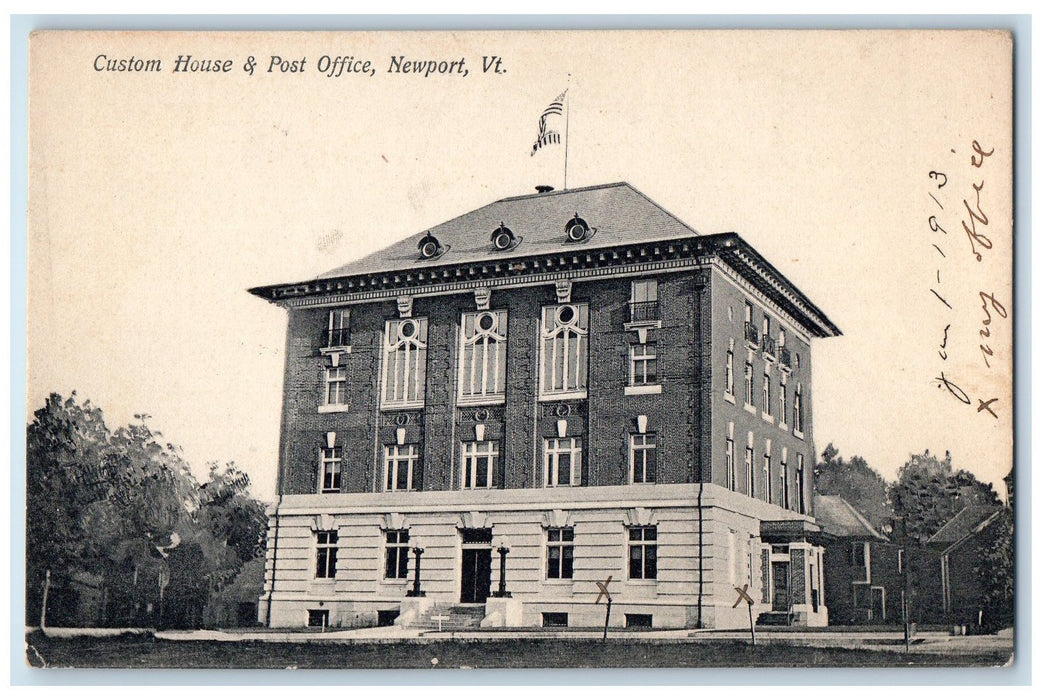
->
[259,483,829,631]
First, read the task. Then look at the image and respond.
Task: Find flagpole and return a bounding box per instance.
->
[563,87,570,190]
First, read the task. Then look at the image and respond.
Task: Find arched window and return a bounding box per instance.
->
[539,303,589,397]
[381,318,428,408]
[458,310,507,403]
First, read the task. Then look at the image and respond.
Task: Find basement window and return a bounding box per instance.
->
[625,614,653,628]
[542,612,569,627]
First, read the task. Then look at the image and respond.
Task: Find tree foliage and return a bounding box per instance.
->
[972,507,1014,632]
[813,443,893,529]
[888,449,1000,543]
[26,392,268,628]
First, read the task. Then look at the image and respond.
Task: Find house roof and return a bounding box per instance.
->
[927,505,1003,547]
[812,494,888,541]
[249,181,841,337]
[319,182,699,279]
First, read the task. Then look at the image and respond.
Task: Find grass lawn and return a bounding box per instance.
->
[25,631,1011,669]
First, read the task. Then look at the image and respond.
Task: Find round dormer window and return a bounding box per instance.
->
[399,320,418,340]
[565,213,590,242]
[491,223,517,251]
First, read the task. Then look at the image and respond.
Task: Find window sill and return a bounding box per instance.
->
[743,403,758,415]
[319,489,341,495]
[318,404,350,414]
[623,319,662,331]
[544,578,574,585]
[761,412,774,424]
[320,345,352,354]
[625,384,662,396]
[457,395,506,407]
[539,391,587,402]
[381,402,425,412]
[778,422,788,431]
[627,579,658,585]
[724,393,736,405]
[793,429,805,440]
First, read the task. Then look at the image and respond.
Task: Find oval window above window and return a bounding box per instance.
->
[556,304,577,325]
[399,320,418,340]
[477,311,497,332]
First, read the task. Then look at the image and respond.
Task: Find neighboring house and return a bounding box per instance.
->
[249,182,841,630]
[920,505,1004,629]
[814,494,902,625]
[204,557,266,628]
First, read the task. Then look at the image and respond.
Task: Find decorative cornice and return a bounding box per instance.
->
[250,234,840,338]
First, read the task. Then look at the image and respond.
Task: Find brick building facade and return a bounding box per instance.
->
[249,183,840,630]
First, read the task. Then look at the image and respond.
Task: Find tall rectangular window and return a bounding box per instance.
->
[544,437,582,487]
[384,530,409,579]
[315,530,338,579]
[458,310,507,403]
[726,437,736,490]
[796,454,806,514]
[629,279,659,322]
[725,349,735,396]
[324,367,348,408]
[628,526,657,580]
[728,529,738,585]
[745,301,753,324]
[546,527,574,579]
[745,361,754,405]
[629,342,658,386]
[779,377,788,425]
[540,304,589,398]
[381,318,428,408]
[782,455,791,510]
[319,445,342,493]
[323,308,351,348]
[763,451,773,504]
[746,444,755,498]
[630,433,657,484]
[384,444,418,492]
[793,384,804,433]
[460,441,498,489]
[762,371,771,415]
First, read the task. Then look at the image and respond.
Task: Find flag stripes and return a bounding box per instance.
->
[532,90,567,157]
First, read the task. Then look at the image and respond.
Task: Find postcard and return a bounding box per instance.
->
[24,28,1014,670]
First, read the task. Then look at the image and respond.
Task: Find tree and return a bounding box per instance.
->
[26,393,269,629]
[972,507,1014,632]
[888,449,1000,543]
[25,393,112,622]
[814,443,893,530]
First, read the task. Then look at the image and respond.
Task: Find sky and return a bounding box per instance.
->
[26,30,1013,503]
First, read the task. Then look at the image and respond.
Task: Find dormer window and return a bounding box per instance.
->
[417,232,445,260]
[490,222,520,251]
[564,213,591,243]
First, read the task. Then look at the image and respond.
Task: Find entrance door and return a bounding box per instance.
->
[771,561,790,612]
[460,548,492,603]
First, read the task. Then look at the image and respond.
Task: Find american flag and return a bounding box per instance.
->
[531,90,567,156]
